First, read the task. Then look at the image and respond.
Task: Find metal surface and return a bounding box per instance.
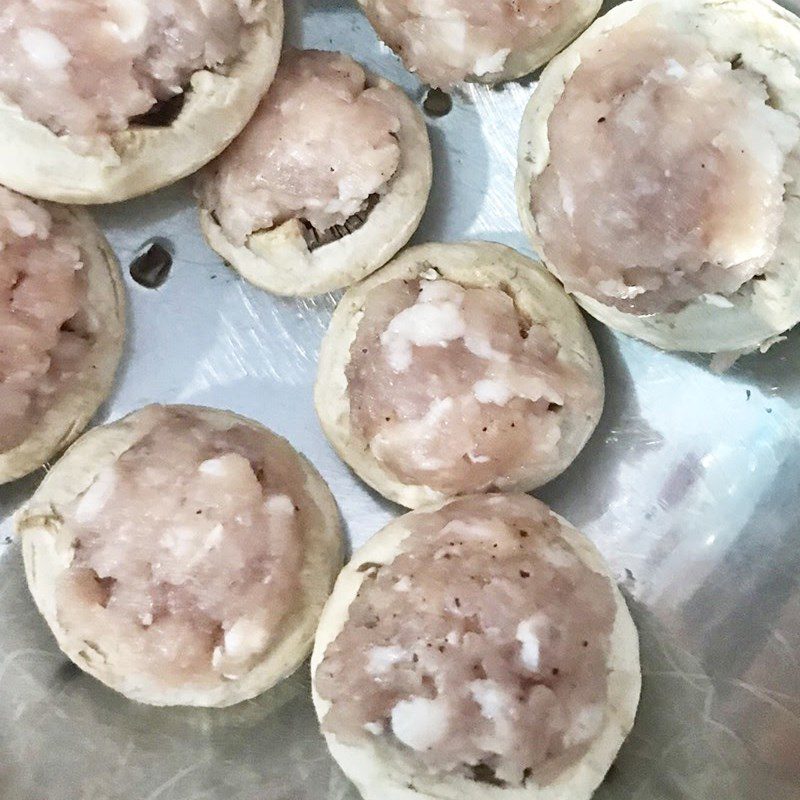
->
[2,1,800,798]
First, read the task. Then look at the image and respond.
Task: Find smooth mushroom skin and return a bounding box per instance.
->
[517,0,800,354]
[311,494,641,800]
[0,190,125,485]
[357,0,602,88]
[315,242,604,509]
[197,50,432,297]
[0,0,283,204]
[15,405,343,708]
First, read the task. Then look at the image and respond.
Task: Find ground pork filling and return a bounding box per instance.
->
[0,187,90,454]
[197,49,401,247]
[0,0,264,146]
[55,407,313,690]
[531,8,799,316]
[346,276,592,495]
[363,0,578,88]
[316,494,615,785]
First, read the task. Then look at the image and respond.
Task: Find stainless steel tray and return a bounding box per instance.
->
[2,1,799,798]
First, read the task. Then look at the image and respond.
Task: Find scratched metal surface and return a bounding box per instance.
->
[2,1,800,798]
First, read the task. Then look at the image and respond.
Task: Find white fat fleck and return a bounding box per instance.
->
[380,282,466,372]
[372,397,455,470]
[700,293,735,308]
[223,618,269,661]
[469,680,509,720]
[596,279,646,300]
[186,524,225,568]
[6,210,38,238]
[205,524,225,549]
[468,452,490,464]
[516,616,545,671]
[265,494,296,516]
[559,176,576,219]
[441,518,492,540]
[367,645,407,676]
[102,0,150,42]
[75,469,117,524]
[139,612,153,627]
[160,526,200,563]
[463,332,511,363]
[436,17,468,50]
[198,456,228,476]
[473,48,511,77]
[542,545,577,569]
[473,379,514,406]
[562,704,605,747]
[664,58,688,79]
[422,397,453,423]
[394,576,412,592]
[391,697,450,751]
[364,721,384,735]
[19,28,72,71]
[445,630,460,645]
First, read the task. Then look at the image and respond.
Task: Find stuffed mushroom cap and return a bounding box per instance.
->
[312,493,641,800]
[357,0,603,88]
[315,242,604,508]
[517,0,800,353]
[197,49,432,297]
[15,404,343,707]
[0,187,125,485]
[0,0,284,204]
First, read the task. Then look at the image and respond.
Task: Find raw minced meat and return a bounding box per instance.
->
[0,0,265,143]
[361,0,580,88]
[316,494,615,785]
[56,406,314,689]
[531,6,799,315]
[346,277,593,494]
[197,49,401,245]
[0,186,89,452]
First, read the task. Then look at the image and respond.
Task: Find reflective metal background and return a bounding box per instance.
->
[2,1,800,798]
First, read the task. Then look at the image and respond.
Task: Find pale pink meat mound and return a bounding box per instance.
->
[0,186,89,453]
[0,0,263,142]
[316,494,615,785]
[532,8,799,315]
[57,407,313,689]
[364,0,578,88]
[198,49,401,246]
[346,277,595,494]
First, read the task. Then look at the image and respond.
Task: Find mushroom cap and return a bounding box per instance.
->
[311,493,641,800]
[315,241,604,509]
[15,404,344,707]
[0,1,284,204]
[0,204,125,485]
[517,0,800,354]
[197,66,432,297]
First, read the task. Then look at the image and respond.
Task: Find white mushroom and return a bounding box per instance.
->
[0,189,124,485]
[0,0,284,203]
[517,0,800,354]
[357,0,603,88]
[15,404,343,708]
[196,49,432,297]
[311,493,641,800]
[315,242,604,509]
